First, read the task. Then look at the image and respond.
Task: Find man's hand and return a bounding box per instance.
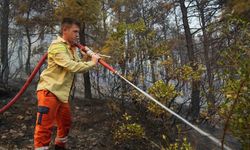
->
[91,53,101,65]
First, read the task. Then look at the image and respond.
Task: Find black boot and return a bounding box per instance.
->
[54,145,67,150]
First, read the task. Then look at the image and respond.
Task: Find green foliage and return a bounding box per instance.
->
[175,64,206,81]
[223,0,250,21]
[102,33,125,63]
[161,126,192,150]
[165,137,192,150]
[111,19,146,39]
[102,16,161,64]
[14,0,55,34]
[101,18,150,64]
[218,18,250,149]
[150,41,172,60]
[53,0,101,24]
[113,113,145,143]
[146,80,181,116]
[162,55,206,82]
[128,19,147,34]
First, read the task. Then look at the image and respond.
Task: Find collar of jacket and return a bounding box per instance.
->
[52,36,67,44]
[52,36,78,60]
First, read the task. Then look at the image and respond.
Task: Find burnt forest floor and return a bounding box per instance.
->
[0,79,241,150]
[0,80,165,150]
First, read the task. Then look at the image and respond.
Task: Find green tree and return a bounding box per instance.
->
[222,0,250,21]
[14,0,55,74]
[219,18,250,149]
[178,0,201,120]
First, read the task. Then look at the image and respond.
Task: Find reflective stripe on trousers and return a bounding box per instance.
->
[55,136,68,143]
[35,146,49,150]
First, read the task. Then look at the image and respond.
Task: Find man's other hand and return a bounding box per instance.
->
[91,53,101,65]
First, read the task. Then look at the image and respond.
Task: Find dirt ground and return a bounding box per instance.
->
[0,81,241,150]
[0,85,160,150]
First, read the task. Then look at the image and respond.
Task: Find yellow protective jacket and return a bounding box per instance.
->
[37,36,95,103]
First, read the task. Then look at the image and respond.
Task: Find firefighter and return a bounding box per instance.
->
[34,18,100,150]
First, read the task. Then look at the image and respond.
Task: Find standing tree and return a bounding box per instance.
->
[179,0,201,120]
[195,0,221,116]
[14,0,55,75]
[0,0,10,85]
[218,0,250,148]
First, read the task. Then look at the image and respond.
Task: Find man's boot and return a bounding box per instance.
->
[54,145,66,150]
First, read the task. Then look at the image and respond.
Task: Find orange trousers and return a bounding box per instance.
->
[34,90,72,149]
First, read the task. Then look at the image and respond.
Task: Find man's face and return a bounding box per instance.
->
[63,24,80,44]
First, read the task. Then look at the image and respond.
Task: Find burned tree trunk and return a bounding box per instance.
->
[0,0,10,85]
[80,23,92,99]
[179,0,201,120]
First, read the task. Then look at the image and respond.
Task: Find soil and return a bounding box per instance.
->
[0,80,241,150]
[0,82,161,150]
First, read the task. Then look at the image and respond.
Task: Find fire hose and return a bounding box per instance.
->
[0,43,232,150]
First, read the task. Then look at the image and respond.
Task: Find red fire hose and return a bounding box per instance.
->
[75,43,116,73]
[0,53,48,113]
[0,43,232,150]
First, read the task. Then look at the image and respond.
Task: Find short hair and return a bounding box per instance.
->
[60,18,80,35]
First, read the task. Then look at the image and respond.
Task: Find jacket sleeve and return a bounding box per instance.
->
[49,43,95,73]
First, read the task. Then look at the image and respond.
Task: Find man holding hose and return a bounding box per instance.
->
[34,18,100,150]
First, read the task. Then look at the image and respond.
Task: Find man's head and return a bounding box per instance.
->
[60,18,80,44]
